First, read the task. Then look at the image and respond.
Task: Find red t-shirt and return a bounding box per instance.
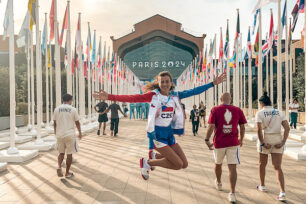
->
[208,104,247,148]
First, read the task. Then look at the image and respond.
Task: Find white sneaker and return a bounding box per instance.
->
[257,185,267,192]
[277,192,286,201]
[215,179,222,191]
[149,150,156,171]
[140,158,150,180]
[228,193,236,202]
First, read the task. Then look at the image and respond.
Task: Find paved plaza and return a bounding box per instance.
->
[0,119,305,204]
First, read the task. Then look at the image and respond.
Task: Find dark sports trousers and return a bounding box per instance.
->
[192,121,199,134]
[110,118,119,135]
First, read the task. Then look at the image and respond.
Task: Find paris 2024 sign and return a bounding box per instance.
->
[123,41,193,81]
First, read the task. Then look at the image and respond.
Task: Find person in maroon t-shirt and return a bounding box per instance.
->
[205,92,247,203]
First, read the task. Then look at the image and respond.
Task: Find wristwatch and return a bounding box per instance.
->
[260,143,265,147]
[204,138,209,142]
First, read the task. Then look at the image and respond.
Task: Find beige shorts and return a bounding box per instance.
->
[56,136,76,154]
[257,144,284,154]
[213,146,240,165]
[257,133,284,154]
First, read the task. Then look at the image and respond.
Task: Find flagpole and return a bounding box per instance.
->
[214,34,217,106]
[270,10,273,106]
[285,0,289,120]
[27,32,31,131]
[248,26,252,120]
[218,27,222,104]
[67,0,72,94]
[35,0,43,143]
[44,13,50,129]
[243,60,246,110]
[31,31,36,133]
[55,0,61,107]
[289,18,293,103]
[49,42,54,122]
[265,38,269,95]
[277,0,282,110]
[226,19,230,93]
[258,8,263,105]
[6,0,18,154]
[303,2,306,135]
[87,23,92,122]
[239,34,242,108]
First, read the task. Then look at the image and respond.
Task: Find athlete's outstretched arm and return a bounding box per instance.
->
[93,90,155,103]
[178,73,226,99]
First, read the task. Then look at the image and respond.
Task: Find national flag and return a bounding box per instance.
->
[28,0,36,31]
[59,4,68,46]
[252,0,278,13]
[224,21,229,58]
[254,27,259,55]
[48,43,51,68]
[2,0,11,40]
[49,0,55,41]
[252,9,260,35]
[76,15,82,54]
[268,10,274,50]
[280,0,287,38]
[288,19,292,55]
[64,39,68,68]
[235,11,240,42]
[42,19,47,55]
[91,31,96,63]
[219,29,224,62]
[97,37,101,68]
[292,0,300,32]
[300,0,305,12]
[246,27,252,59]
[17,10,31,48]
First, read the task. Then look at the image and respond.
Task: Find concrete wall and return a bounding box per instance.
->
[0,116,25,131]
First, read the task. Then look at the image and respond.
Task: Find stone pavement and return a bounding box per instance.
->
[0,118,305,204]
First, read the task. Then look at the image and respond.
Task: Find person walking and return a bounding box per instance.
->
[130,103,136,120]
[205,92,247,203]
[199,101,207,128]
[190,105,200,136]
[289,98,299,129]
[100,101,127,136]
[255,92,290,201]
[94,99,108,135]
[54,94,82,178]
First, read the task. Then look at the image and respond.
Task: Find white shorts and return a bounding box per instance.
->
[213,146,240,165]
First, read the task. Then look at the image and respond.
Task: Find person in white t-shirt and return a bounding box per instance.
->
[255,92,290,201]
[289,98,299,129]
[54,94,82,178]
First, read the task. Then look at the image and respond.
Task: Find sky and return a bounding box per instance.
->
[0,0,303,53]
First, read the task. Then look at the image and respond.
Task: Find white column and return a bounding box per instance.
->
[67,1,72,94]
[277,0,282,110]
